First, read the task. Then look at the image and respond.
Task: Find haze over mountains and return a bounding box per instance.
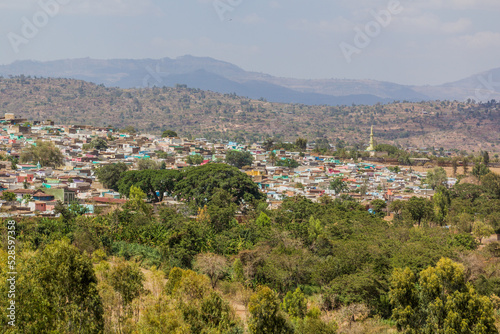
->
[1,56,499,106]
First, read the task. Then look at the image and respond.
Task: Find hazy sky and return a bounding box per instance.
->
[0,0,499,85]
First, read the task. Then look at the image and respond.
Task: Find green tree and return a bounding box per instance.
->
[263,137,275,151]
[371,199,387,217]
[268,151,277,166]
[118,169,181,202]
[329,178,348,194]
[226,150,253,169]
[404,196,434,226]
[472,220,495,244]
[137,158,162,170]
[108,260,145,314]
[248,286,294,334]
[481,172,500,199]
[295,138,308,151]
[173,163,264,207]
[0,239,104,333]
[95,162,128,191]
[472,163,490,178]
[89,137,108,150]
[20,140,64,168]
[433,187,450,225]
[425,167,447,190]
[483,151,490,165]
[282,287,307,319]
[1,191,16,201]
[162,130,178,138]
[186,154,204,165]
[390,258,497,333]
[276,158,299,168]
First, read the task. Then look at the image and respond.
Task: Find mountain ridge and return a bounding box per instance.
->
[1,56,499,105]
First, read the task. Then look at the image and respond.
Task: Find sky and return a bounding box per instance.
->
[0,0,499,85]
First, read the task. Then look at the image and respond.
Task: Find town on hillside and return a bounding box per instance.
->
[1,112,494,219]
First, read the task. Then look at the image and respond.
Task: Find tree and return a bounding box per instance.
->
[194,253,228,288]
[330,178,348,194]
[295,138,307,151]
[186,154,204,165]
[483,151,490,165]
[109,260,144,316]
[89,137,108,151]
[371,199,387,217]
[173,163,264,207]
[95,162,128,191]
[137,158,161,170]
[282,287,307,319]
[462,157,469,175]
[433,187,450,225]
[263,137,275,151]
[248,286,294,334]
[472,220,495,244]
[226,150,253,169]
[390,258,497,333]
[118,169,181,202]
[0,239,104,333]
[1,191,16,201]
[162,130,178,138]
[268,151,277,166]
[276,158,299,168]
[481,172,500,198]
[425,167,447,190]
[20,140,64,168]
[451,158,458,177]
[404,196,434,226]
[472,163,490,178]
[122,126,136,134]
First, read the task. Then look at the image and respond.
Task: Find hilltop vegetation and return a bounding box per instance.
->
[0,76,499,152]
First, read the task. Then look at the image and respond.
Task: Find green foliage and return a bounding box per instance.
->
[173,163,264,207]
[282,287,307,319]
[472,220,495,244]
[20,140,64,167]
[1,191,16,201]
[232,258,245,283]
[248,286,294,334]
[371,199,387,217]
[0,239,104,333]
[276,158,299,168]
[404,196,434,226]
[226,150,254,169]
[162,130,178,138]
[473,163,491,178]
[95,162,128,191]
[118,169,181,202]
[390,258,497,333]
[329,178,348,194]
[89,137,108,150]
[448,233,478,251]
[109,260,145,308]
[186,154,204,165]
[425,167,447,190]
[295,138,307,151]
[137,158,162,170]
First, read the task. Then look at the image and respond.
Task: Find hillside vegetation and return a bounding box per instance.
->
[0,76,499,152]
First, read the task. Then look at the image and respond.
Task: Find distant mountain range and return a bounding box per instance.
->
[1,55,499,105]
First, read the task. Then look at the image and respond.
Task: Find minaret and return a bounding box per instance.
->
[366,126,376,156]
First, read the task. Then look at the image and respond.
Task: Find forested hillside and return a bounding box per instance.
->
[0,76,499,152]
[2,165,500,333]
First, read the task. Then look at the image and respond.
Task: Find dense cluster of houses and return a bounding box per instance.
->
[0,114,455,217]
